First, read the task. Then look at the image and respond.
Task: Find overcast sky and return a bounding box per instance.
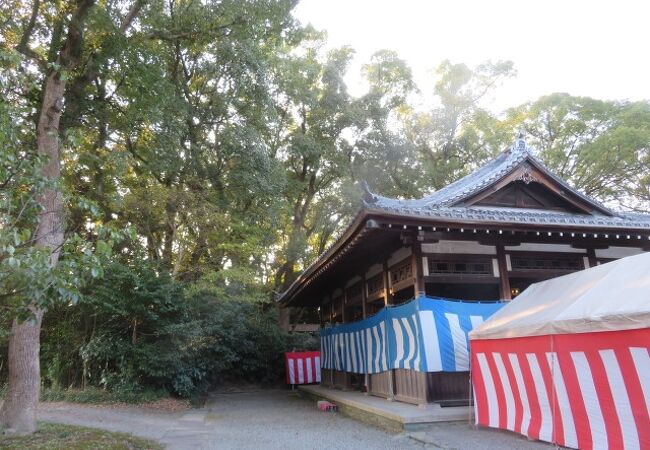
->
[294,0,650,112]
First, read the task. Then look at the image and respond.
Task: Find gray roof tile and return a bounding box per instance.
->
[363,137,650,230]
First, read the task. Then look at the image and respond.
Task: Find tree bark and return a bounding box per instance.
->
[0,0,95,434]
[0,311,44,434]
[0,69,68,437]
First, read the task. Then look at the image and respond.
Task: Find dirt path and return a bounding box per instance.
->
[38,390,556,450]
[39,390,423,449]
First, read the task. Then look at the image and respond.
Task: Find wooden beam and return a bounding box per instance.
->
[423,275,500,284]
[369,217,650,243]
[497,245,512,300]
[397,229,650,248]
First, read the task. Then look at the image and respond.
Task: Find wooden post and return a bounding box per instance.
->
[586,248,598,268]
[341,288,353,389]
[412,243,426,297]
[382,260,395,400]
[496,245,512,300]
[361,273,369,394]
[361,275,367,318]
[328,292,334,388]
[382,261,392,306]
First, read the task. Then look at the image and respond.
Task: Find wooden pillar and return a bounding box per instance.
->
[342,288,353,389]
[496,245,512,300]
[327,295,332,323]
[412,243,425,297]
[328,293,334,387]
[382,260,395,400]
[361,273,369,394]
[361,275,367,319]
[382,261,392,305]
[586,248,598,268]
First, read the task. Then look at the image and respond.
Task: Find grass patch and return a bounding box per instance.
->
[40,387,165,404]
[0,422,162,449]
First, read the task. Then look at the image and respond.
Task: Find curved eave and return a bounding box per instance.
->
[363,206,650,232]
[276,209,372,306]
[278,205,650,307]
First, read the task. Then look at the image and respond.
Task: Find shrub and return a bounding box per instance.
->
[32,259,316,401]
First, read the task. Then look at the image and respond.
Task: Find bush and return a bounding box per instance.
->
[40,386,163,404]
[32,259,317,401]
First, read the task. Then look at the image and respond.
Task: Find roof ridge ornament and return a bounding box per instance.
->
[517,162,538,184]
[516,129,527,152]
[360,180,378,204]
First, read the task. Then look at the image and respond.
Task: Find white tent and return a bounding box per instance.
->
[470,252,650,449]
[472,252,650,339]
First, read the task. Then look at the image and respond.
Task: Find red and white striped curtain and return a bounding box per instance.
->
[285,351,321,385]
[471,328,649,450]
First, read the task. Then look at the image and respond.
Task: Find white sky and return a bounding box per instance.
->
[294,0,650,112]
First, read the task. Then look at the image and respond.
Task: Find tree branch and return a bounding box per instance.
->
[15,0,46,69]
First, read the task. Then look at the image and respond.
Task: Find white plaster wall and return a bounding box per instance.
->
[504,243,584,253]
[595,246,644,259]
[422,240,496,255]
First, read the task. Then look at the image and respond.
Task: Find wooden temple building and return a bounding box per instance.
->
[277,135,650,406]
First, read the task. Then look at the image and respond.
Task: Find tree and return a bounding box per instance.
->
[0,0,145,433]
[350,50,421,198]
[271,42,356,299]
[0,0,96,433]
[405,60,515,189]
[504,94,650,205]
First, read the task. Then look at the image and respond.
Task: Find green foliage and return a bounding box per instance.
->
[39,387,164,405]
[2,0,649,408]
[504,94,650,203]
[39,259,314,399]
[0,422,163,450]
[405,60,516,190]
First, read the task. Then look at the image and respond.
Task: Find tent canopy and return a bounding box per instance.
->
[471,252,650,340]
[321,296,503,374]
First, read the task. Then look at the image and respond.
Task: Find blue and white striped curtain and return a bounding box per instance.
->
[320,296,504,373]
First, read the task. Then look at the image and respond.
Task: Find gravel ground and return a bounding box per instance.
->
[411,422,561,450]
[38,390,558,450]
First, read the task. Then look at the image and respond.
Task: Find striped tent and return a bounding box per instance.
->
[320,296,503,374]
[470,252,650,450]
[285,351,321,385]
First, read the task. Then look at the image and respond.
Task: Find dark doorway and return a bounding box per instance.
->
[392,286,415,305]
[509,277,543,298]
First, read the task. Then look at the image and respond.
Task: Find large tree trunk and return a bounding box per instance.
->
[275,259,296,332]
[0,311,44,434]
[0,70,67,436]
[0,0,95,434]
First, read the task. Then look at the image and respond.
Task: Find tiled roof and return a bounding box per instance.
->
[364,205,650,230]
[277,137,650,305]
[362,137,650,230]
